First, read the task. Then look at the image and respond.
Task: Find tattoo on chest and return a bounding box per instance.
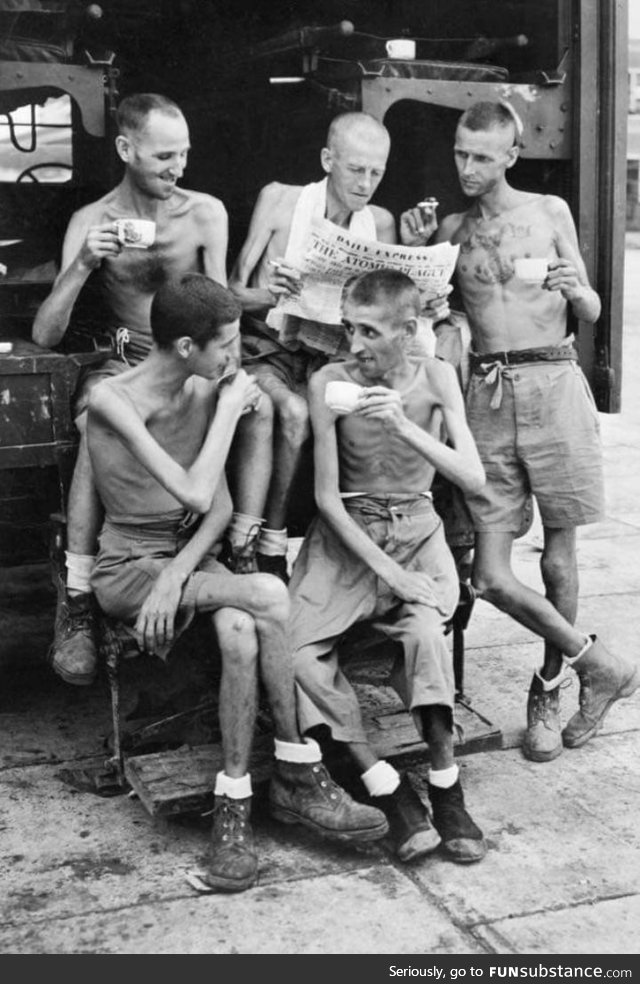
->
[459,223,532,285]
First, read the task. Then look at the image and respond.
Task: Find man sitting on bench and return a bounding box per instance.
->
[289,270,487,864]
[86,273,389,893]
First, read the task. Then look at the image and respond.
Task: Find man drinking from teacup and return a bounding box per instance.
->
[289,268,487,864]
[32,93,231,687]
[423,100,638,762]
[227,111,442,582]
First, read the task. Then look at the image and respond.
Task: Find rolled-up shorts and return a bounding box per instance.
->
[91,517,228,626]
[289,494,460,743]
[464,359,605,532]
[241,315,343,399]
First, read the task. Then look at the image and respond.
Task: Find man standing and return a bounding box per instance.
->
[228,111,438,580]
[431,101,638,760]
[31,93,258,686]
[290,270,487,864]
[87,273,389,893]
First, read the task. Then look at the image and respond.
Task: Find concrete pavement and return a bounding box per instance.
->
[1,249,640,955]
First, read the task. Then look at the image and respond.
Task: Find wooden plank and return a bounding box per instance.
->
[124,735,274,818]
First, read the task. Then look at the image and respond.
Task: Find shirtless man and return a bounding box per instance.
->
[31,93,264,686]
[428,101,639,761]
[86,273,388,893]
[290,270,487,864]
[228,111,441,581]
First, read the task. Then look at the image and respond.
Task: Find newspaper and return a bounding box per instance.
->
[266,218,459,329]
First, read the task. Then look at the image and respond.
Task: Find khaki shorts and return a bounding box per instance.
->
[73,327,152,418]
[248,347,329,399]
[289,494,459,744]
[91,518,228,626]
[464,360,605,532]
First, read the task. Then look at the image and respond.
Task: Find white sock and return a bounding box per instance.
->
[564,634,594,666]
[214,771,252,799]
[428,764,459,789]
[226,512,263,549]
[274,736,321,763]
[65,551,95,595]
[362,760,400,797]
[535,667,565,691]
[258,527,288,557]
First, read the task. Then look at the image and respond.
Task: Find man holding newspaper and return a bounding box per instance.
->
[227,111,457,580]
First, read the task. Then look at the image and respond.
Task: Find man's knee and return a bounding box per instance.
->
[540,546,576,591]
[237,389,274,439]
[252,388,274,429]
[276,392,310,446]
[214,607,259,664]
[471,566,514,609]
[250,572,291,623]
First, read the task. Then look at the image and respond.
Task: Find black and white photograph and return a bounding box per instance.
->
[0,0,638,960]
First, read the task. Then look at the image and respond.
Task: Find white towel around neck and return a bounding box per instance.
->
[266,177,377,331]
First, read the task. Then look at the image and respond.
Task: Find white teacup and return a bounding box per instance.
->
[385,38,416,60]
[514,257,549,283]
[115,218,156,249]
[325,380,364,414]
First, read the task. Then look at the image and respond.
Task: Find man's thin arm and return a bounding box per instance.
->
[547,196,601,323]
[228,183,281,312]
[32,212,96,347]
[88,377,252,514]
[383,363,485,494]
[199,197,229,286]
[309,375,406,584]
[158,480,233,585]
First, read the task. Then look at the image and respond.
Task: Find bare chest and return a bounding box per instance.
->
[102,216,204,296]
[455,217,557,288]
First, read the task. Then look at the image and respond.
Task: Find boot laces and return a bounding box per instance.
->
[215,798,249,843]
[62,603,93,637]
[312,763,340,802]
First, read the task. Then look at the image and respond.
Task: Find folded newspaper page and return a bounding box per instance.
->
[266,218,459,329]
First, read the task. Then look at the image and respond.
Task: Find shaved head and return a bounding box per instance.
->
[326,112,390,154]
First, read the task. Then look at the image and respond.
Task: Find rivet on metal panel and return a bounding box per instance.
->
[560,103,568,112]
[549,141,557,149]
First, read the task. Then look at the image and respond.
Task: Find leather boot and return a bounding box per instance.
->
[562,635,640,748]
[205,795,258,893]
[51,577,97,686]
[270,759,389,843]
[376,774,441,862]
[522,672,563,762]
[428,779,487,864]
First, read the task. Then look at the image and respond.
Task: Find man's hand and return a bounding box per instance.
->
[544,258,586,303]
[135,569,187,656]
[354,386,406,429]
[399,202,438,246]
[76,222,123,272]
[384,568,443,608]
[421,285,453,324]
[218,368,262,415]
[266,258,303,306]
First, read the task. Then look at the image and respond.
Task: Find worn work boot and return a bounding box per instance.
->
[270,759,389,843]
[522,672,563,763]
[562,635,640,749]
[51,582,98,686]
[204,795,258,893]
[428,779,486,863]
[256,552,289,584]
[376,774,441,862]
